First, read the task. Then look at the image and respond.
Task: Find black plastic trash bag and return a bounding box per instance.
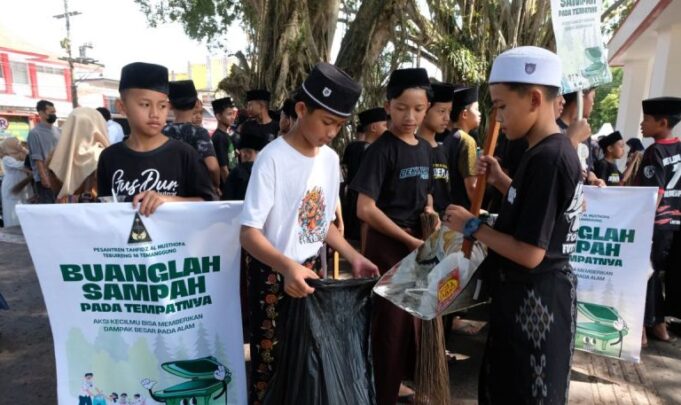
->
[264,278,377,405]
[0,291,8,310]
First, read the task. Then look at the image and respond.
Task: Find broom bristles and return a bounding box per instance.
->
[415,316,451,405]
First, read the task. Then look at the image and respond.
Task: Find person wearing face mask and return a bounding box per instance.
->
[27,99,61,203]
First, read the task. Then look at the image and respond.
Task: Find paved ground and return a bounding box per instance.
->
[2,226,681,403]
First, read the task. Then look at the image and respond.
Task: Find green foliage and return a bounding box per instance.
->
[590,67,623,131]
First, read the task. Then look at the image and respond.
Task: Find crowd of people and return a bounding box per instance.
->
[1,43,680,405]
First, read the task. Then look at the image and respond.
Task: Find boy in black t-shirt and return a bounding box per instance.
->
[163,80,220,191]
[634,97,681,345]
[239,89,278,142]
[445,47,583,404]
[350,68,435,404]
[594,131,624,185]
[97,62,216,215]
[211,96,239,190]
[417,82,454,214]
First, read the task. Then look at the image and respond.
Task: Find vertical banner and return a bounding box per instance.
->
[570,186,657,362]
[551,0,612,93]
[17,202,247,404]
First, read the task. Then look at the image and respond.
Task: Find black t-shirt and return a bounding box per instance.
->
[239,119,278,143]
[350,131,433,229]
[594,159,622,186]
[342,140,369,184]
[97,138,216,202]
[496,134,528,178]
[222,161,253,201]
[212,128,238,170]
[431,142,450,214]
[635,139,681,231]
[162,122,216,159]
[486,134,583,274]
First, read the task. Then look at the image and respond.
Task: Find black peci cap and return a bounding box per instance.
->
[431,82,455,103]
[358,107,387,128]
[119,62,169,94]
[168,80,198,110]
[452,86,479,109]
[211,97,234,114]
[626,138,644,152]
[642,97,681,116]
[246,89,271,102]
[598,131,623,150]
[301,62,362,117]
[387,68,430,90]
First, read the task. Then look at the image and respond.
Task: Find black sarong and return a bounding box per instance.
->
[479,265,577,405]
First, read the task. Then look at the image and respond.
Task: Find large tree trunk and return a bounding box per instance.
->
[335,0,407,83]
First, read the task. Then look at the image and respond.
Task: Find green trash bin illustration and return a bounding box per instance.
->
[575,302,629,358]
[141,356,231,405]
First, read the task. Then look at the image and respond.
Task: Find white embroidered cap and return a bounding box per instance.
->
[489,46,562,88]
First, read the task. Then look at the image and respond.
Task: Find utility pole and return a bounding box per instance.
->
[54,0,100,108]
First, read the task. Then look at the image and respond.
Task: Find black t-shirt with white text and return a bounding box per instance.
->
[350,131,432,229]
[97,138,216,202]
[486,134,583,274]
[430,142,450,214]
[594,159,622,186]
[635,138,681,230]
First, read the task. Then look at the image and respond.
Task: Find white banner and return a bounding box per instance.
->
[571,186,657,362]
[551,0,612,93]
[17,202,247,404]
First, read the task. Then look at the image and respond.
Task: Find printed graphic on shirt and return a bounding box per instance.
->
[563,182,584,255]
[433,163,449,181]
[112,168,179,197]
[399,166,430,180]
[507,187,517,204]
[298,186,327,244]
[608,172,621,185]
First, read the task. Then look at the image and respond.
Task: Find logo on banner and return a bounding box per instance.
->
[128,212,152,244]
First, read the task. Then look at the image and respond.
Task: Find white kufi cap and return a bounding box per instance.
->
[489,46,562,88]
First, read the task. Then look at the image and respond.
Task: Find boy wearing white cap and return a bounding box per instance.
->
[444,46,583,404]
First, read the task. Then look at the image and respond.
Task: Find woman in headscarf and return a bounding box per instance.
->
[1,137,32,227]
[48,107,109,203]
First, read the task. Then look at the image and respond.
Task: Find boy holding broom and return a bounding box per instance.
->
[444,47,584,404]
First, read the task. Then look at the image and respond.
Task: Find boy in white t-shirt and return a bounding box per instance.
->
[240,62,379,403]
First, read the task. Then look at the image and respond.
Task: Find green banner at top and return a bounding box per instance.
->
[551,0,612,93]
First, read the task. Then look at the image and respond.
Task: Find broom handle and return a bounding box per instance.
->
[463,108,501,258]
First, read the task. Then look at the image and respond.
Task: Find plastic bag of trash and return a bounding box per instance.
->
[373,226,488,320]
[264,278,377,405]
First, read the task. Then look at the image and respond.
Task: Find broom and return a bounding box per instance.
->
[415,109,500,405]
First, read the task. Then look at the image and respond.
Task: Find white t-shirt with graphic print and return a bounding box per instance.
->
[241,136,340,264]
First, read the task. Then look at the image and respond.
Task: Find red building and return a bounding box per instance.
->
[0,28,102,140]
